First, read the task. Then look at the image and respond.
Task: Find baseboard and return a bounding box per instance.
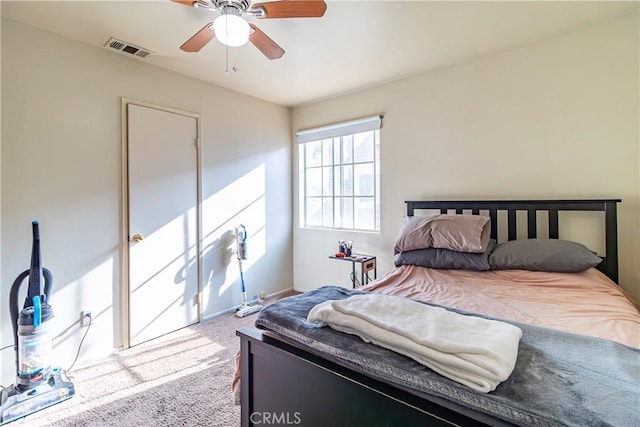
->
[263,287,297,300]
[202,287,294,322]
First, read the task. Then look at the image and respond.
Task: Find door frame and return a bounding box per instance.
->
[120,97,203,349]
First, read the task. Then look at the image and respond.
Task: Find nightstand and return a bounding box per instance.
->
[328,254,377,288]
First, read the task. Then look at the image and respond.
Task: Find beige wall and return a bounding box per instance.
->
[1,18,292,383]
[292,11,639,301]
[1,5,638,387]
[0,7,3,363]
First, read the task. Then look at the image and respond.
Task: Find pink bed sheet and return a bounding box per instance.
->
[360,266,640,348]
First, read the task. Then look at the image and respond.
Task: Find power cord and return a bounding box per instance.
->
[0,344,15,389]
[0,317,92,387]
[350,272,363,287]
[66,316,92,374]
[0,345,13,389]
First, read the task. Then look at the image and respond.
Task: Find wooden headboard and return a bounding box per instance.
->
[405,199,621,283]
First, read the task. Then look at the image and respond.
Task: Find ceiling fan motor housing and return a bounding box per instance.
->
[213,0,251,14]
[176,0,327,59]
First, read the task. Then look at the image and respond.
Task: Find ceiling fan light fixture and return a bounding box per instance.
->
[213,13,250,47]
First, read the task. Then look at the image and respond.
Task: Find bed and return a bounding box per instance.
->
[236,199,639,426]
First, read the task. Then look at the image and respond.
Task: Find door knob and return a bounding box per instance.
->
[131,233,144,242]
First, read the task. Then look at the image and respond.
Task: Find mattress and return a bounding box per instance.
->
[361,266,640,348]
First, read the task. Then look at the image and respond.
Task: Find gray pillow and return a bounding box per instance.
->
[489,239,602,273]
[395,239,496,271]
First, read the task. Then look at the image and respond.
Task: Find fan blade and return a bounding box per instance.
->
[172,0,211,9]
[252,0,327,19]
[180,23,215,52]
[249,24,285,60]
[171,0,197,7]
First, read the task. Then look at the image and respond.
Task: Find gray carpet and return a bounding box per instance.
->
[9,308,260,427]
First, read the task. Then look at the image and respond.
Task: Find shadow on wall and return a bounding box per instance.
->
[203,231,236,316]
[200,163,269,316]
[176,230,236,317]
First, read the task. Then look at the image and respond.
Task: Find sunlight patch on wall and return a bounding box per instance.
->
[219,201,267,297]
[200,164,266,302]
[53,257,114,356]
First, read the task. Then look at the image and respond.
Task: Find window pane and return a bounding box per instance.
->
[333,166,342,196]
[322,166,333,196]
[306,198,322,227]
[342,135,353,163]
[354,163,374,196]
[341,165,353,196]
[298,144,305,173]
[354,197,374,230]
[322,139,333,166]
[323,198,333,228]
[374,130,380,165]
[306,140,322,167]
[353,131,374,163]
[333,138,341,164]
[341,197,354,229]
[306,168,322,197]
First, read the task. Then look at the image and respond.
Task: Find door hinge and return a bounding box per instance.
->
[195,138,200,149]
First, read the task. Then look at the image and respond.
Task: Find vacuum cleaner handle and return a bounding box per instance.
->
[8,223,52,357]
[8,221,54,342]
[8,268,53,347]
[21,221,52,308]
[27,221,43,302]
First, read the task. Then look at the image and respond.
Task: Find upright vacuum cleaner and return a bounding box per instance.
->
[234,225,262,318]
[0,221,75,425]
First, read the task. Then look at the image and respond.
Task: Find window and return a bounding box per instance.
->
[297,116,381,231]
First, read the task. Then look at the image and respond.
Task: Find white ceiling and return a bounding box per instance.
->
[2,1,637,107]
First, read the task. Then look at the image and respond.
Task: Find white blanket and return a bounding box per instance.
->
[307,294,522,393]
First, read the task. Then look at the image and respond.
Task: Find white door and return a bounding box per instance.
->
[127,103,199,347]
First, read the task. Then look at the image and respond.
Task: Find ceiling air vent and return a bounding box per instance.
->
[104,37,154,59]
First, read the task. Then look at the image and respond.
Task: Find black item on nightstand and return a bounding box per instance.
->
[329,254,377,288]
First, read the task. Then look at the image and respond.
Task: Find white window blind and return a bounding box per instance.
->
[296,115,382,144]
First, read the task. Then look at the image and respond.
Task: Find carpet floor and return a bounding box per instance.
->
[8,305,266,426]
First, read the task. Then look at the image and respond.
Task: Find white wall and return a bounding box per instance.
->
[1,18,292,384]
[292,11,639,301]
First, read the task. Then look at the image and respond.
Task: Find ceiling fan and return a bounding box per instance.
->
[172,0,327,60]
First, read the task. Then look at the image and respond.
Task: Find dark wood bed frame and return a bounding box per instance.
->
[238,199,621,427]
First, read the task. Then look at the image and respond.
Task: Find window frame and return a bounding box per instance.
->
[297,116,381,232]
